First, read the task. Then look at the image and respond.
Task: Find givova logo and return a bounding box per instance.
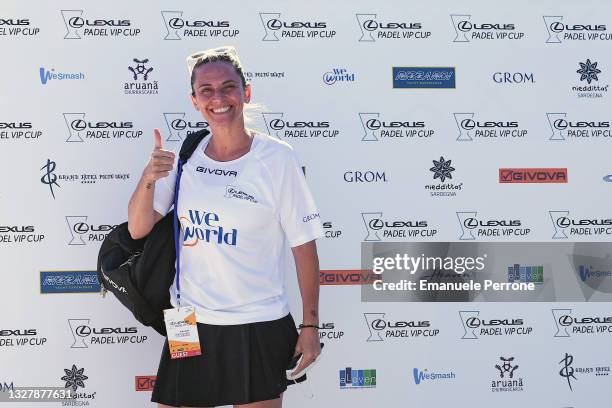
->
[161,10,237,40]
[163,113,208,142]
[180,210,237,246]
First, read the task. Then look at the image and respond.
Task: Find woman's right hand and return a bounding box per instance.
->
[142,129,175,185]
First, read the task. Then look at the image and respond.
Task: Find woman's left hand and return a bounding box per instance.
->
[291,328,321,377]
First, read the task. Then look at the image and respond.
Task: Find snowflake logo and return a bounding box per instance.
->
[576,59,601,84]
[430,156,455,182]
[61,364,88,391]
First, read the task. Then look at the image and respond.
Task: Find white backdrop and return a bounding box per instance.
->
[2,0,612,406]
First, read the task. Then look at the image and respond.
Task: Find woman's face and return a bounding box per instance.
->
[191,61,251,130]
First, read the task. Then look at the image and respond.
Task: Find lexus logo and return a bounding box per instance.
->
[362,212,383,241]
[364,313,385,341]
[68,319,90,348]
[552,309,572,337]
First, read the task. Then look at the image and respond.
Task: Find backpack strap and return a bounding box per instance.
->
[179,129,210,161]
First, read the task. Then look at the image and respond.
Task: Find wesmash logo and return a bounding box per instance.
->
[61,10,140,39]
[39,67,85,85]
[66,216,117,245]
[323,68,355,85]
[426,156,463,197]
[559,353,610,392]
[492,357,524,392]
[362,212,436,241]
[579,264,612,283]
[61,365,96,401]
[552,309,612,337]
[572,59,608,98]
[163,113,208,142]
[161,10,238,40]
[549,210,612,239]
[0,224,44,244]
[63,113,142,142]
[499,168,567,184]
[262,112,339,139]
[224,185,258,204]
[451,14,524,42]
[493,72,535,84]
[0,17,40,36]
[356,13,430,41]
[364,313,438,341]
[40,158,131,199]
[68,319,146,348]
[392,67,455,89]
[320,269,377,286]
[339,367,376,389]
[413,368,456,385]
[40,271,100,294]
[544,16,610,43]
[459,311,532,339]
[135,376,156,391]
[317,322,344,341]
[359,112,434,141]
[259,13,335,41]
[125,58,158,95]
[322,221,342,239]
[180,210,237,247]
[0,120,42,142]
[454,113,527,141]
[0,328,47,347]
[507,264,543,284]
[457,211,529,240]
[547,113,611,141]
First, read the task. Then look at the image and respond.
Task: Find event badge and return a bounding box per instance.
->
[163,305,202,359]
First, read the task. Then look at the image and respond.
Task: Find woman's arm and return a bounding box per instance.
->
[290,239,322,375]
[127,129,174,239]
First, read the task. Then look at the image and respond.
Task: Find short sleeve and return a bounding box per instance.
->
[152,153,178,216]
[277,148,324,247]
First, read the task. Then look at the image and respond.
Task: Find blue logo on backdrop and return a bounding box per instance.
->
[39,67,85,85]
[392,67,455,89]
[323,68,355,85]
[413,368,456,385]
[40,271,101,294]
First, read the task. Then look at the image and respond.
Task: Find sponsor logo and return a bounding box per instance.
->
[579,264,612,282]
[62,113,142,142]
[451,15,524,42]
[40,271,100,294]
[552,309,612,337]
[244,70,285,82]
[544,16,609,43]
[196,167,237,177]
[317,322,344,341]
[322,221,342,239]
[392,67,455,89]
[0,224,44,244]
[161,10,238,40]
[259,13,335,41]
[493,72,535,84]
[364,313,438,341]
[492,357,524,392]
[61,10,141,39]
[0,328,47,347]
[39,67,85,85]
[573,59,608,98]
[66,216,116,245]
[559,353,610,391]
[457,211,529,240]
[224,185,258,203]
[0,121,42,142]
[125,58,159,95]
[413,368,456,385]
[320,270,377,285]
[179,210,237,247]
[426,156,463,197]
[262,112,339,139]
[549,210,612,238]
[547,112,612,140]
[135,376,156,391]
[359,112,434,141]
[499,168,567,183]
[339,367,376,389]
[0,381,14,392]
[361,212,436,241]
[344,171,387,183]
[163,112,208,142]
[68,319,146,348]
[0,17,40,36]
[459,311,532,339]
[61,365,97,400]
[507,264,543,284]
[323,68,355,85]
[454,113,527,141]
[604,174,612,183]
[356,13,430,41]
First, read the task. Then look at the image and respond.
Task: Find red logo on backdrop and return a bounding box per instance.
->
[135,376,156,391]
[499,168,568,183]
[320,269,377,285]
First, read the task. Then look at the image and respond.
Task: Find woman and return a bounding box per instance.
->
[127,46,323,408]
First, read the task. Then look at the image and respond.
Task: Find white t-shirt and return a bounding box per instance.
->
[153,130,324,325]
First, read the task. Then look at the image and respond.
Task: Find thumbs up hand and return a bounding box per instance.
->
[143,128,176,184]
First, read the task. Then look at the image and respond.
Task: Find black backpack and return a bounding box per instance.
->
[96,129,209,336]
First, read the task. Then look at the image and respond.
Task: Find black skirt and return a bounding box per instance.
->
[151,313,300,407]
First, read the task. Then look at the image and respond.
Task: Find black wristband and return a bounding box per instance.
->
[298,323,320,330]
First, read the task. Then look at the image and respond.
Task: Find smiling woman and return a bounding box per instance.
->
[126,46,324,408]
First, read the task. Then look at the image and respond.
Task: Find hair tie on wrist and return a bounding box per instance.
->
[298,324,320,330]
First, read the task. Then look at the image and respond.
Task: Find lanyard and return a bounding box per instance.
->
[172,158,186,307]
